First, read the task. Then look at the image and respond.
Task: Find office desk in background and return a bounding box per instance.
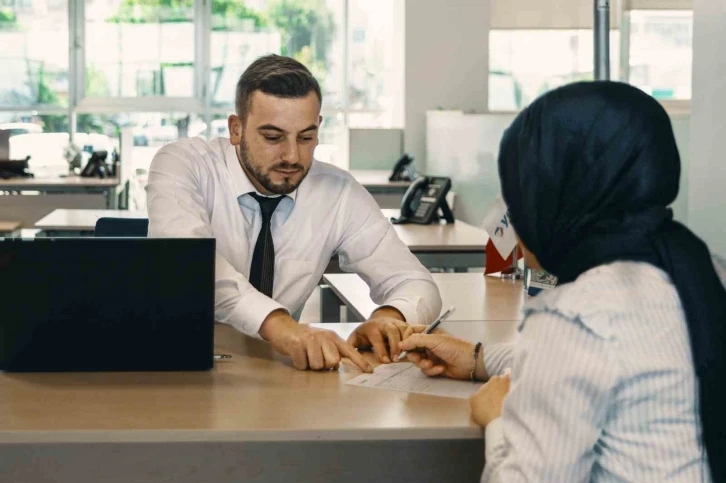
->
[350,169,411,191]
[0,220,21,237]
[380,208,487,270]
[34,209,488,272]
[35,209,147,237]
[0,320,519,483]
[321,273,523,322]
[0,176,124,228]
[351,169,411,209]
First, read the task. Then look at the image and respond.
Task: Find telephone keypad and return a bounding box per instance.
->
[415,203,432,219]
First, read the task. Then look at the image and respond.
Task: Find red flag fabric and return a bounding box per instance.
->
[484,239,523,275]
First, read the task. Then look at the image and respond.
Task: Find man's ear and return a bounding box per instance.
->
[228,114,243,146]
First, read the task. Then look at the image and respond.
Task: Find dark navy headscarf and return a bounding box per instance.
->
[498,81,726,481]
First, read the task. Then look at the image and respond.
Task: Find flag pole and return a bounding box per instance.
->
[594,0,610,81]
[501,245,523,280]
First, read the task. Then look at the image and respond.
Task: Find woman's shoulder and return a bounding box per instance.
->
[523,261,681,340]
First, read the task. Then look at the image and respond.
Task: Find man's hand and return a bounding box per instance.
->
[259,310,373,373]
[470,373,511,427]
[347,307,409,363]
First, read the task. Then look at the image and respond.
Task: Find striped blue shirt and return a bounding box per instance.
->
[481,261,712,482]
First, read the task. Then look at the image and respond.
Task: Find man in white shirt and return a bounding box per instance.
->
[146,54,442,372]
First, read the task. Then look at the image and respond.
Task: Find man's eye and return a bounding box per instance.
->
[299,137,314,142]
[264,136,281,142]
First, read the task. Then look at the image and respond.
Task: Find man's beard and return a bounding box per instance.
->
[237,140,309,195]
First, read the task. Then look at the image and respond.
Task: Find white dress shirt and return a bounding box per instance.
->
[145,137,442,337]
[481,261,711,483]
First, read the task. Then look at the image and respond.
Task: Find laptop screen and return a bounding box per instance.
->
[0,238,215,372]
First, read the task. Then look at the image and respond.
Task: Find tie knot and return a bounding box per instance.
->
[250,193,284,221]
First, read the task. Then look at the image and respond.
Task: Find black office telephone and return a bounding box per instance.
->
[0,156,33,179]
[80,150,109,178]
[391,175,454,225]
[389,153,416,182]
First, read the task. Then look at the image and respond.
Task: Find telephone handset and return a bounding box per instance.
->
[80,150,109,178]
[391,175,454,225]
[389,153,416,182]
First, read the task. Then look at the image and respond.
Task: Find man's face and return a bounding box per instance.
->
[228,91,321,195]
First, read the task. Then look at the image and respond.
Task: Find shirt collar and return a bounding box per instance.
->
[224,139,298,203]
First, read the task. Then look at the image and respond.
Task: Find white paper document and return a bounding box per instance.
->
[346,362,483,399]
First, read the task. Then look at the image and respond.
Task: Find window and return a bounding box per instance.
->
[347,0,403,126]
[2,112,72,176]
[85,0,196,98]
[489,30,620,111]
[0,0,69,108]
[0,0,402,195]
[208,0,344,110]
[627,10,692,100]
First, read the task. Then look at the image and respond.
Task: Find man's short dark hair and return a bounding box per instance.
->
[235,54,322,123]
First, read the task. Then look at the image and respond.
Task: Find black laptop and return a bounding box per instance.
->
[0,238,215,372]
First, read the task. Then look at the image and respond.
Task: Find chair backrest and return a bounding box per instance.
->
[94,217,149,237]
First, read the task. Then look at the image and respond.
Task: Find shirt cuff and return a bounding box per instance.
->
[377,297,419,324]
[484,417,506,462]
[483,343,515,378]
[226,289,288,338]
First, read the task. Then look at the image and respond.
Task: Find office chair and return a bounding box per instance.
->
[94,217,149,237]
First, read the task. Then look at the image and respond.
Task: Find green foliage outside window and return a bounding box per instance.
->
[105,0,335,84]
[0,7,17,25]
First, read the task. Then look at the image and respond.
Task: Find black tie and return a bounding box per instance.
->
[249,193,284,297]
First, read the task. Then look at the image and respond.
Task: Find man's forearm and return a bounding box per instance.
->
[375,280,443,325]
[258,309,297,341]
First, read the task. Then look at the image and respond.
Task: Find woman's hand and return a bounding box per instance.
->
[470,374,511,427]
[398,333,487,381]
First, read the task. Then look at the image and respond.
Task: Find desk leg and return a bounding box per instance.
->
[106,186,119,209]
[320,285,343,323]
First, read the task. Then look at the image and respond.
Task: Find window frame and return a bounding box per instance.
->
[0,0,397,142]
[487,4,693,112]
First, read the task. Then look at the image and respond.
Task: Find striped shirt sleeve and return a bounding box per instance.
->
[481,309,620,483]
[483,342,515,378]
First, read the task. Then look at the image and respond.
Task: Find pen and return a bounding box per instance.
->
[397,305,456,361]
[214,354,232,360]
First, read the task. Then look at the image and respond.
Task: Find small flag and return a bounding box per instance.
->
[484,238,522,275]
[482,196,521,274]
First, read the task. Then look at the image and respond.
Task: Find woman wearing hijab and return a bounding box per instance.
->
[399,81,726,482]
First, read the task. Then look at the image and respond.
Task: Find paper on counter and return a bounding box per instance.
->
[346,362,483,399]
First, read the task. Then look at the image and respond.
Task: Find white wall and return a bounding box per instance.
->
[426,111,513,227]
[688,0,726,254]
[404,0,489,170]
[670,114,691,223]
[427,110,692,228]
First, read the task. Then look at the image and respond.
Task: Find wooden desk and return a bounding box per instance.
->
[0,321,518,483]
[321,273,524,322]
[34,209,488,272]
[350,169,411,191]
[0,220,21,237]
[0,176,121,192]
[0,176,124,228]
[384,208,487,270]
[35,209,147,236]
